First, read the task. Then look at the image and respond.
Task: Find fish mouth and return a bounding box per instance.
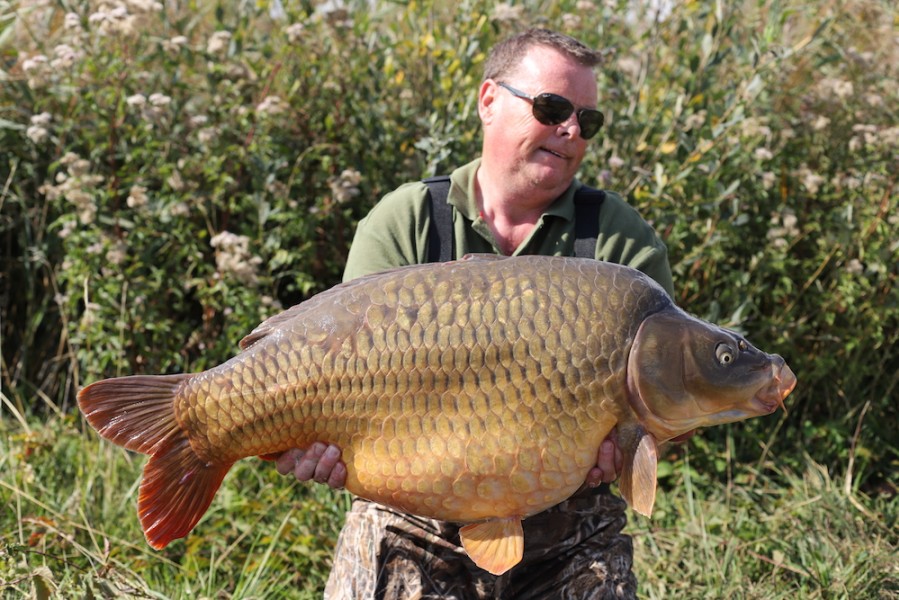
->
[752,362,796,414]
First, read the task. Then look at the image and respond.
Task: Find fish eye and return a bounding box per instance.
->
[716,342,736,366]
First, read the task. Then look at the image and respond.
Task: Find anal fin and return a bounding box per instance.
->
[459,517,524,575]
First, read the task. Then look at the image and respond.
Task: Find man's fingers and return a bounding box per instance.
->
[326,461,347,489]
[596,439,617,480]
[311,444,342,484]
[293,442,327,481]
[275,448,304,476]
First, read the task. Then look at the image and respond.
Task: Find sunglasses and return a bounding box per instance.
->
[497,82,604,140]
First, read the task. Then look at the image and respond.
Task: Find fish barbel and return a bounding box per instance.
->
[78,254,796,575]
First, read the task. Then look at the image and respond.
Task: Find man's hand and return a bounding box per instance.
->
[583,428,697,487]
[275,442,347,489]
[585,429,623,487]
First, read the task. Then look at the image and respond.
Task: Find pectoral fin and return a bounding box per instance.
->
[618,426,659,517]
[459,518,524,575]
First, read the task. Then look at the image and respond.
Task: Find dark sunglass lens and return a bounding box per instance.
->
[531,94,574,126]
[578,110,604,139]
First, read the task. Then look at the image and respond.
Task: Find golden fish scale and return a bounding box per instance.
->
[174,257,669,521]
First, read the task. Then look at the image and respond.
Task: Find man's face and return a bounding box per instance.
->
[480,46,598,196]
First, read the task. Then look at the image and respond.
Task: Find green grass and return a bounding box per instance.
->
[631,451,899,599]
[2,411,896,598]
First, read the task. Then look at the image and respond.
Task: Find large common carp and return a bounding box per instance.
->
[78,254,795,575]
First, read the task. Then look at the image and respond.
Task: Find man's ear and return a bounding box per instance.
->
[478,79,498,125]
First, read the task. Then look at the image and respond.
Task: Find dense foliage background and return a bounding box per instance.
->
[1,0,896,597]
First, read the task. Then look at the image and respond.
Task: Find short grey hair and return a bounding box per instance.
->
[483,28,602,82]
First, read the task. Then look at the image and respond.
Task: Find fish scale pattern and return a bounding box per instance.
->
[175,256,672,522]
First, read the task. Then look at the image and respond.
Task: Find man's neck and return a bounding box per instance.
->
[475,166,557,255]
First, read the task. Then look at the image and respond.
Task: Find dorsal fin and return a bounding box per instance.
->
[459,517,524,575]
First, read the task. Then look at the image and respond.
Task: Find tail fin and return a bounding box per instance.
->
[78,375,233,549]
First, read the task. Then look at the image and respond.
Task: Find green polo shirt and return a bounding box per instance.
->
[343,158,674,296]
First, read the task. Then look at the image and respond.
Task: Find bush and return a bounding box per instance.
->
[2,0,896,490]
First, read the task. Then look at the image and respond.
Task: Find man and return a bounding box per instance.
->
[277,28,676,599]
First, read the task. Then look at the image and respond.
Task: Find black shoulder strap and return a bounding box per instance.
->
[425,177,604,262]
[573,186,605,259]
[424,175,453,263]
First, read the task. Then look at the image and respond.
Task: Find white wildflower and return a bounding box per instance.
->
[106,241,128,265]
[616,55,642,79]
[149,92,171,106]
[31,112,53,127]
[865,93,883,107]
[797,167,825,196]
[576,0,595,10]
[64,12,82,30]
[740,117,772,140]
[762,171,777,190]
[269,0,286,20]
[207,31,232,55]
[89,3,138,37]
[22,54,50,88]
[68,158,92,178]
[126,93,147,108]
[819,77,854,100]
[169,201,190,217]
[754,147,773,161]
[51,44,82,70]
[491,3,523,22]
[126,0,163,13]
[127,185,149,208]
[26,125,49,144]
[879,126,899,146]
[211,231,263,286]
[58,220,76,240]
[766,208,800,249]
[782,211,798,232]
[166,171,184,192]
[812,115,830,131]
[329,169,362,204]
[285,22,305,44]
[163,35,189,53]
[197,127,218,145]
[608,155,626,169]
[846,259,863,275]
[561,13,582,29]
[22,54,48,73]
[256,95,288,116]
[684,110,706,131]
[261,295,282,310]
[190,115,209,126]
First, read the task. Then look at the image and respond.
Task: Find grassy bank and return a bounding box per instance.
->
[2,411,895,598]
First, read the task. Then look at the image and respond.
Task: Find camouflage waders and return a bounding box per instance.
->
[323,484,637,599]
